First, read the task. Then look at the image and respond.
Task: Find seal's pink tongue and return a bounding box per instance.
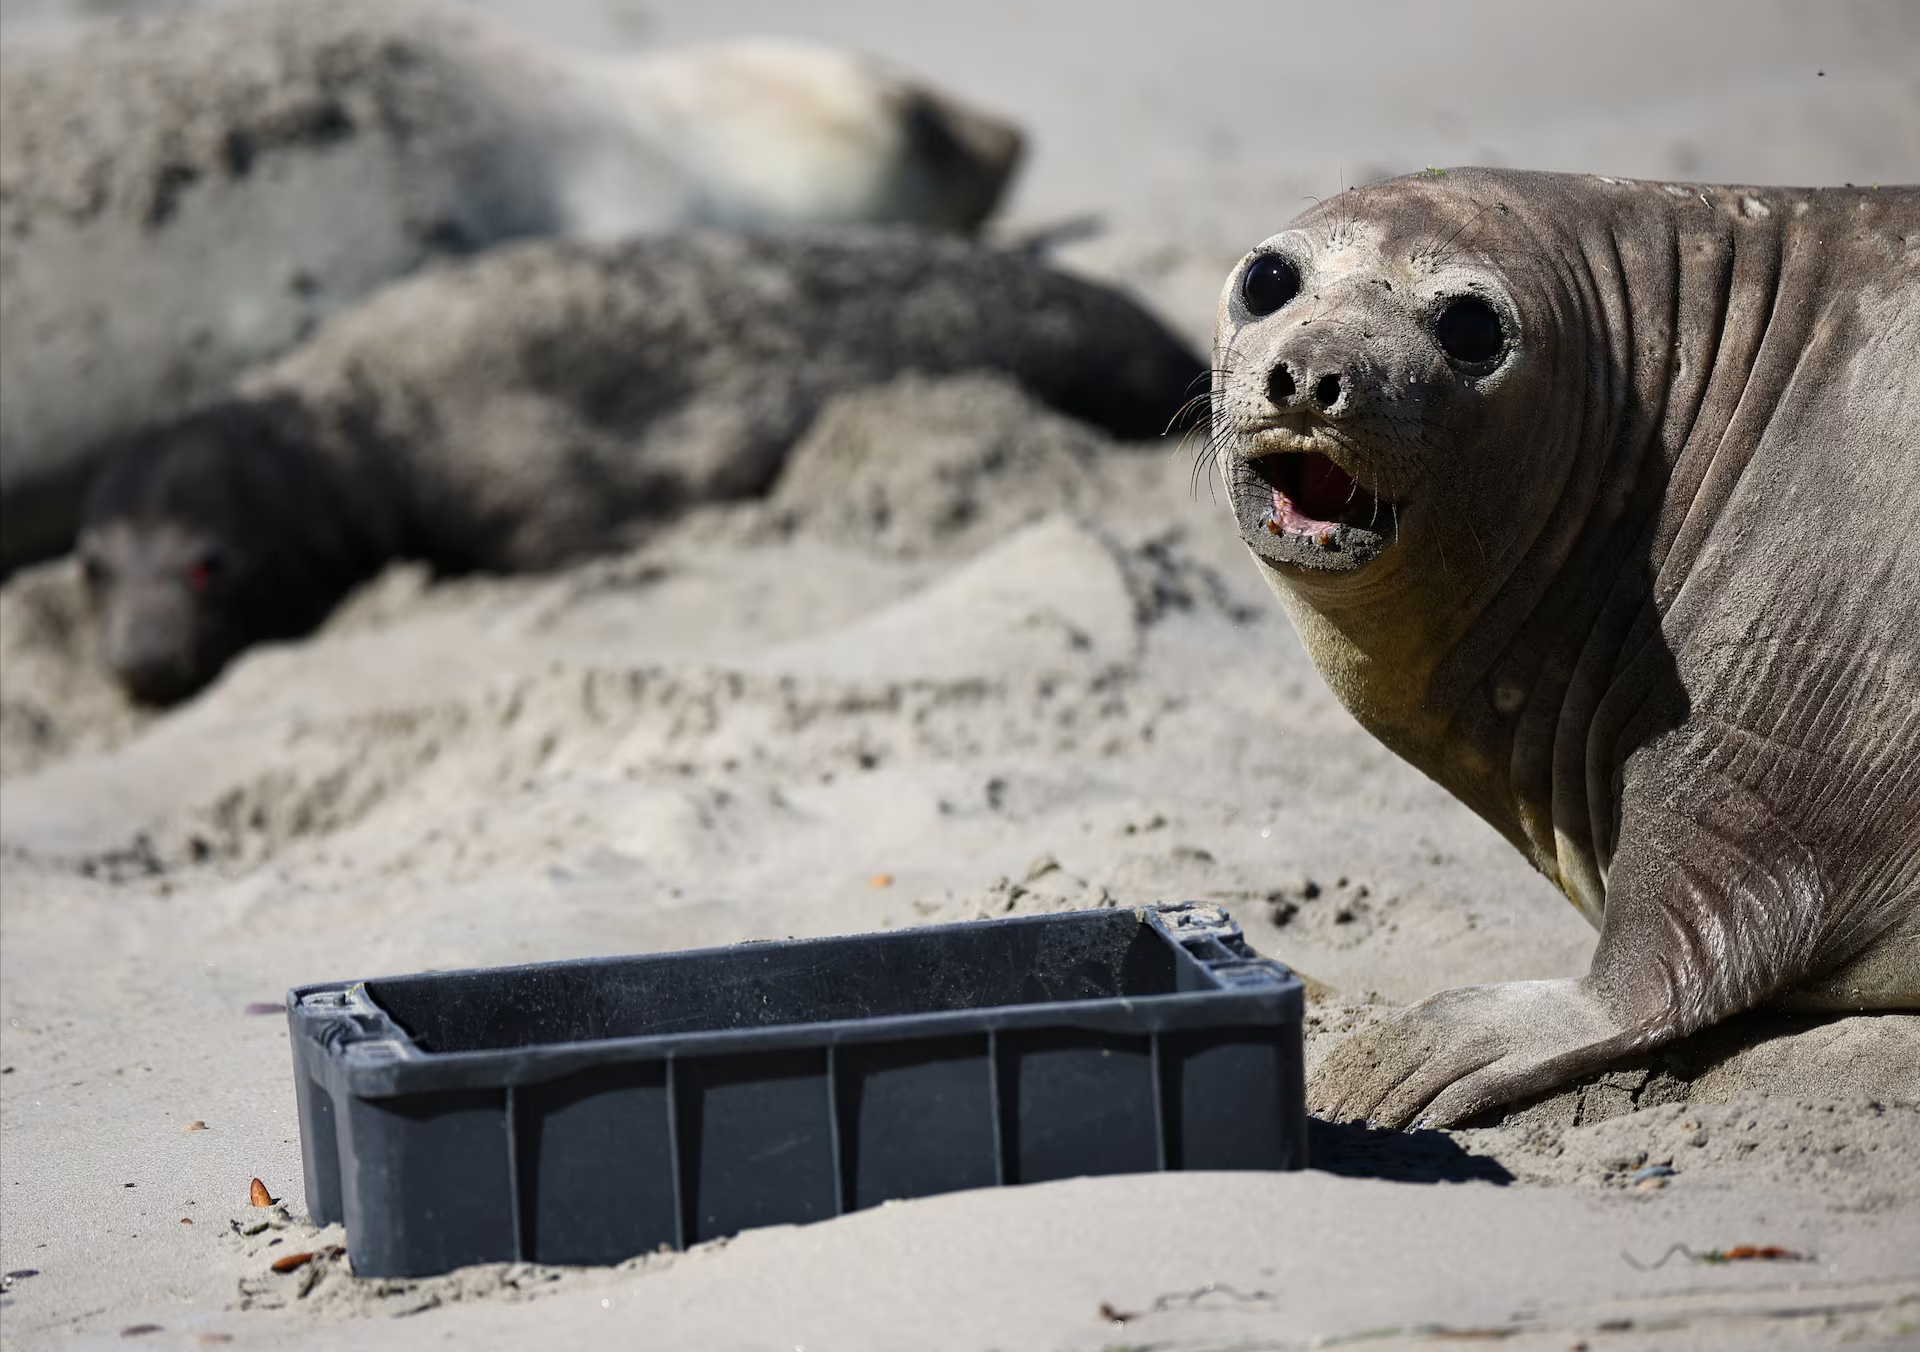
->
[1272,487,1322,535]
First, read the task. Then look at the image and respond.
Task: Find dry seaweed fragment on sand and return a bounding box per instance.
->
[1623,1242,1811,1270]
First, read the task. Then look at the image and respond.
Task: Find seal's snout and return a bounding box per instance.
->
[91,568,215,707]
[1231,349,1391,573]
[109,643,203,708]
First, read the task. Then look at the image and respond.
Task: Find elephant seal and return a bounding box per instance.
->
[0,0,1023,571]
[78,228,1202,705]
[1210,168,1919,1126]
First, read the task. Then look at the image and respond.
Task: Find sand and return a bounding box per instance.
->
[3,1,1919,1349]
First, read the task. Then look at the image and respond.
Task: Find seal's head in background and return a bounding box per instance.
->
[77,399,386,706]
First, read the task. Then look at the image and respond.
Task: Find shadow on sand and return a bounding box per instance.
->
[1306,1116,1515,1184]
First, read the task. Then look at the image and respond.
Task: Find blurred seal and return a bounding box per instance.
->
[78,228,1201,705]
[0,0,1024,568]
[1210,168,1919,1126]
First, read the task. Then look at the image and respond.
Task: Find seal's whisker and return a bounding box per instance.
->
[1192,418,1248,502]
[1174,401,1231,455]
[1182,367,1237,398]
[1163,391,1215,438]
[1186,437,1217,498]
[1179,407,1242,501]
[1410,195,1507,273]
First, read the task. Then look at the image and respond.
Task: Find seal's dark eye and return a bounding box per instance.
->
[1242,255,1301,316]
[1435,297,1505,364]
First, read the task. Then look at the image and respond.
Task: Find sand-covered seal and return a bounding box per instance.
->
[78,229,1202,705]
[0,0,1024,569]
[1210,168,1919,1126]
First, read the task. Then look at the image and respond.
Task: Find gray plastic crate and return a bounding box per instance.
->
[289,902,1305,1277]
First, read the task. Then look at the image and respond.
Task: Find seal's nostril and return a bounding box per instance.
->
[1313,373,1342,409]
[1267,363,1296,405]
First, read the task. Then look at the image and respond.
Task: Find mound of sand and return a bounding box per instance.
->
[0,557,153,779]
[768,373,1131,559]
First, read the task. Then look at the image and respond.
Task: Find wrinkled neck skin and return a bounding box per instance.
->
[1222,171,1850,921]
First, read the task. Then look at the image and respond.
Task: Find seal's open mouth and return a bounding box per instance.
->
[1234,451,1393,572]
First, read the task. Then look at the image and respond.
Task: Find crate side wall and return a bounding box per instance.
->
[516,1062,679,1265]
[996,1029,1160,1185]
[835,1034,997,1210]
[676,1049,838,1244]
[291,1030,345,1227]
[339,1088,517,1277]
[1160,1025,1307,1171]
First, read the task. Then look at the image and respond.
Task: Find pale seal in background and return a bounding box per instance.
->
[77,228,1201,705]
[0,0,1023,568]
[1210,167,1919,1126]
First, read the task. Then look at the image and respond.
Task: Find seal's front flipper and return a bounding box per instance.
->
[1311,762,1892,1128]
[1308,978,1649,1128]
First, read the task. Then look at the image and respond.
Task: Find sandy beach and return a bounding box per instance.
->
[3,2,1918,1348]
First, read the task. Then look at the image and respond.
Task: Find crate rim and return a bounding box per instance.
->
[290,902,1260,998]
[289,903,1303,1099]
